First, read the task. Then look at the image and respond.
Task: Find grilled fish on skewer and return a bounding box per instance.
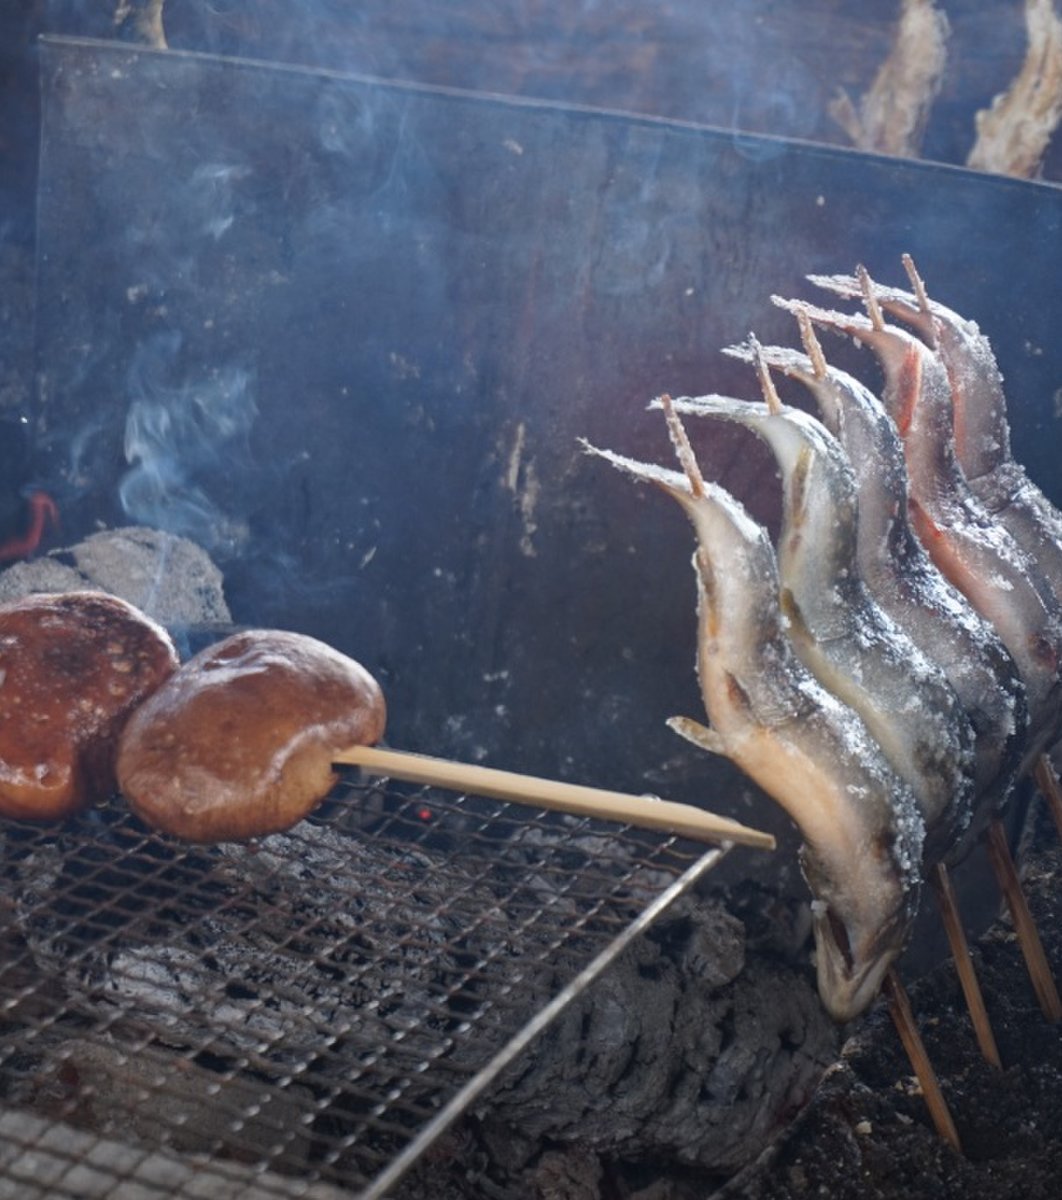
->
[812,261,1062,842]
[730,326,1025,834]
[789,291,1062,767]
[811,256,1062,617]
[726,328,1016,1065]
[582,405,924,1022]
[808,269,1062,1024]
[667,377,974,866]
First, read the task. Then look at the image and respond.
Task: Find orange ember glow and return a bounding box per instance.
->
[0,492,59,563]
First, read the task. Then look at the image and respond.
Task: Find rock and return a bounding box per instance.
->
[0,526,230,627]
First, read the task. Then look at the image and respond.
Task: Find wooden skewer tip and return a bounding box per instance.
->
[856,263,886,332]
[930,862,1002,1069]
[985,818,1062,1023]
[884,968,963,1154]
[749,333,784,414]
[659,394,707,499]
[794,306,829,380]
[1033,754,1062,842]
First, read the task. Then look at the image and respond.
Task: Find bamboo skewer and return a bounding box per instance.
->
[930,862,1002,1069]
[985,818,1062,1022]
[1033,755,1062,841]
[333,744,776,851]
[884,969,963,1154]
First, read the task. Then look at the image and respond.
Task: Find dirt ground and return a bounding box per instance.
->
[723,828,1062,1200]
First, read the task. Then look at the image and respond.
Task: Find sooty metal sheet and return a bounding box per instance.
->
[33,36,1062,886]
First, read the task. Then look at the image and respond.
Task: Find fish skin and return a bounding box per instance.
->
[667,391,974,867]
[795,295,1062,767]
[735,339,1026,853]
[581,437,924,1023]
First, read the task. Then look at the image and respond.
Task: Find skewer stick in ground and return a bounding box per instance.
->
[930,862,1002,1068]
[1033,755,1062,841]
[333,744,776,850]
[884,968,963,1153]
[985,818,1062,1021]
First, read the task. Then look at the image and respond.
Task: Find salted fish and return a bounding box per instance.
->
[667,382,974,866]
[738,329,1025,843]
[582,411,924,1022]
[795,292,1062,766]
[812,263,1062,622]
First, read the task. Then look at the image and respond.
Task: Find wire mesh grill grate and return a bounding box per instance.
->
[0,774,722,1198]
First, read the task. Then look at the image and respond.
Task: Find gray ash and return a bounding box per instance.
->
[0,788,839,1193]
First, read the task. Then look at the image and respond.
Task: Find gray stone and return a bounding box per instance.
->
[0,526,230,627]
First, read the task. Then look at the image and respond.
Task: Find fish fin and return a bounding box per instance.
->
[579,438,691,495]
[667,715,730,756]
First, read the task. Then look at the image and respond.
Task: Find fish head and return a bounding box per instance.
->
[810,893,910,1022]
[805,824,918,1022]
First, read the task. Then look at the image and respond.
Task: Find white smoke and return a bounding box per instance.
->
[119,332,257,555]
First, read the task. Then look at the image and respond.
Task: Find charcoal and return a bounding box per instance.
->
[476,896,834,1176]
[3,806,837,1186]
[1,1035,314,1171]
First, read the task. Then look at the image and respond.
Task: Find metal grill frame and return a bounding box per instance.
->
[1,780,728,1198]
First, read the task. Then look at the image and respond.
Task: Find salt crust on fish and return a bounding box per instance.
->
[726,339,1024,857]
[582,437,923,1021]
[785,293,1062,764]
[663,391,973,866]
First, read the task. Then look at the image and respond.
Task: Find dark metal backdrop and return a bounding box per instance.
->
[31,36,1062,894]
